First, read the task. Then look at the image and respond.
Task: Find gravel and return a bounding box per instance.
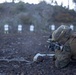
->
[0,31,75,75]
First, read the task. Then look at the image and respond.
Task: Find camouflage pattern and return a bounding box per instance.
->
[51,25,72,42]
[55,41,71,68]
[51,25,76,68]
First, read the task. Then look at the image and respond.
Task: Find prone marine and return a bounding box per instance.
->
[51,25,76,68]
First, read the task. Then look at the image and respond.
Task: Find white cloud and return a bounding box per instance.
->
[23,0,39,4]
[0,0,74,9]
[56,0,74,9]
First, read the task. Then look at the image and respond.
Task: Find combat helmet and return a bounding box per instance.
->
[51,25,72,42]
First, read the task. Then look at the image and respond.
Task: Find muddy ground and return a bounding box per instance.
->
[0,31,76,75]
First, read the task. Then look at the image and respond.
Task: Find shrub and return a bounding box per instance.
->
[18,12,32,25]
[0,4,4,12]
[16,1,26,12]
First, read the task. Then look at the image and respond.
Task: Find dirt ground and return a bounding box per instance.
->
[0,31,76,75]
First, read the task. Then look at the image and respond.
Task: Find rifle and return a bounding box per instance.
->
[47,39,60,51]
[33,38,61,62]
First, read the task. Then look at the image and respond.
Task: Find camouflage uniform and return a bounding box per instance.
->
[51,25,76,68]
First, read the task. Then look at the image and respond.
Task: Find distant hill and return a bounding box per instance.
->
[0,1,76,28]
